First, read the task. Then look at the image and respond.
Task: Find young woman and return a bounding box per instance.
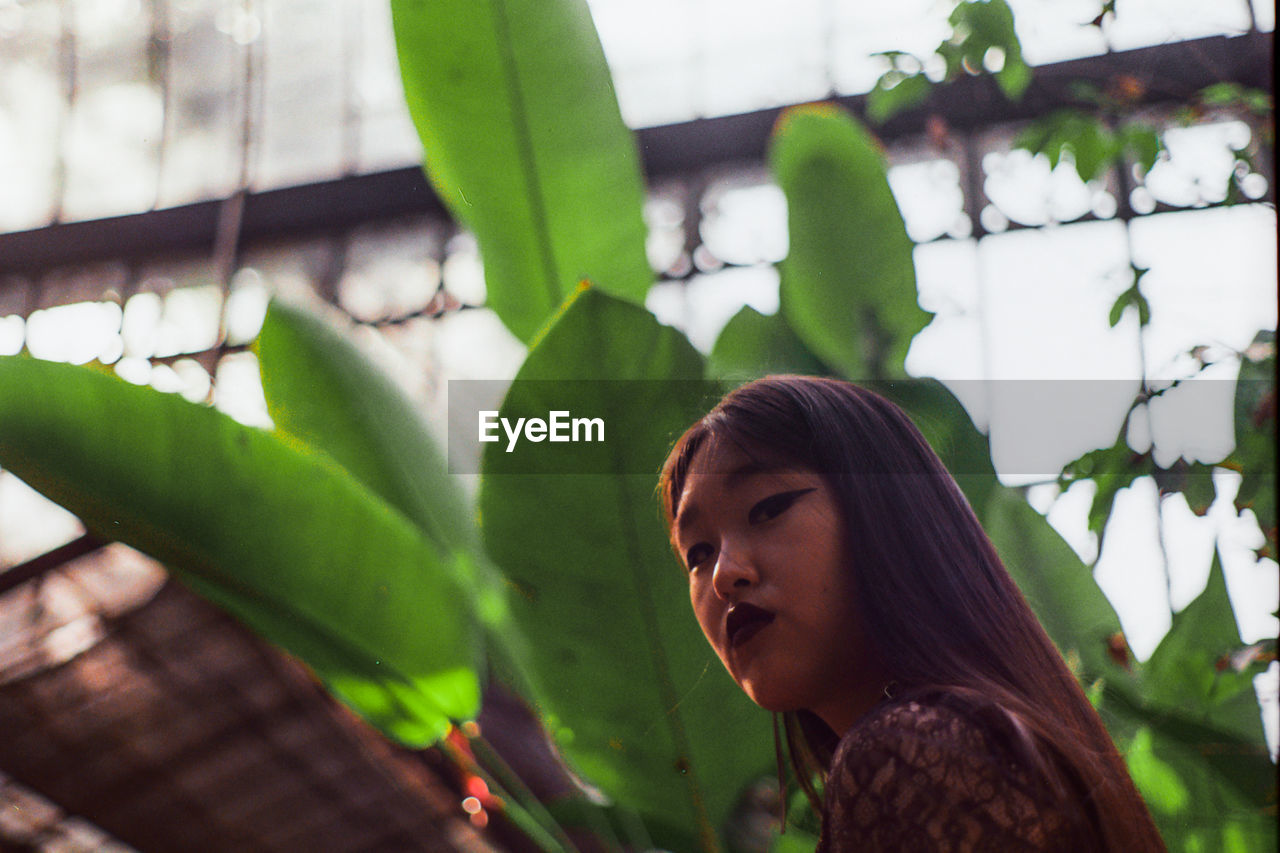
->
[659,376,1165,851]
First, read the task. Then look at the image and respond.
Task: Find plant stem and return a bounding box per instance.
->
[469,733,586,853]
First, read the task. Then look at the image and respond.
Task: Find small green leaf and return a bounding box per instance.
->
[1134,288,1151,327]
[1109,289,1129,328]
[996,57,1032,100]
[1119,123,1163,177]
[867,72,932,124]
[1227,331,1276,546]
[944,0,1029,100]
[1014,110,1118,182]
[1126,726,1191,816]
[1059,428,1154,554]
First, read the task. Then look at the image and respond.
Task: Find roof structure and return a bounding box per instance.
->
[1,544,497,852]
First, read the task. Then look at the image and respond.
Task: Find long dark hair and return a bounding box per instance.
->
[658,375,1165,850]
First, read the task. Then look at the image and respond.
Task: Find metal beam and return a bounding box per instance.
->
[0,31,1270,278]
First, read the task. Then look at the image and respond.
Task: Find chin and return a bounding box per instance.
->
[741,682,800,713]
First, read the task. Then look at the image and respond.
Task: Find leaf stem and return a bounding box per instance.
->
[468,733,586,853]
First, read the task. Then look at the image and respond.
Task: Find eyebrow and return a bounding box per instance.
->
[674,460,787,540]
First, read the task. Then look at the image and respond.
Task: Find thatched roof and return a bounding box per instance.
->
[0,544,497,852]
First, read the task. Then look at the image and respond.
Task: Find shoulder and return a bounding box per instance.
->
[819,689,1094,852]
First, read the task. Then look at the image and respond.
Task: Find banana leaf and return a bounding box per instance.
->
[0,354,480,745]
[770,104,930,380]
[478,288,774,851]
[391,0,651,343]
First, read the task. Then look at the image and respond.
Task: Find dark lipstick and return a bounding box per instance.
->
[726,603,775,649]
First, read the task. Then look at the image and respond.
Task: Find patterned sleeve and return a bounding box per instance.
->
[817,697,1090,853]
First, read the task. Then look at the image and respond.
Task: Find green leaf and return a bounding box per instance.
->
[1103,550,1275,847]
[1151,459,1217,517]
[1143,552,1267,744]
[771,104,929,380]
[947,0,1030,100]
[996,56,1032,100]
[707,305,830,380]
[255,299,523,685]
[1198,82,1274,117]
[478,289,772,851]
[1059,431,1153,552]
[1068,119,1117,184]
[770,826,819,853]
[1014,109,1118,183]
[1125,726,1190,816]
[1120,123,1163,178]
[256,300,475,555]
[982,486,1127,678]
[1109,290,1128,328]
[867,72,931,124]
[1104,687,1276,852]
[876,379,999,514]
[1228,331,1275,548]
[390,0,651,343]
[0,355,480,745]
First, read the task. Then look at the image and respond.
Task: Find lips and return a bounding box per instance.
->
[726,602,775,649]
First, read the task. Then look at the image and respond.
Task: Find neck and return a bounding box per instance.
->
[812,675,894,737]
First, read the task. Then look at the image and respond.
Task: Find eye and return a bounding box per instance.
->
[748,488,816,525]
[684,543,713,571]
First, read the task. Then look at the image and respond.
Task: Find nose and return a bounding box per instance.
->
[711,545,757,600]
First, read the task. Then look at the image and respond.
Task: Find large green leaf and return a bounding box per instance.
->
[256,300,476,555]
[708,307,997,514]
[876,379,999,515]
[0,355,480,746]
[391,0,651,343]
[1142,552,1267,745]
[707,305,830,380]
[478,288,772,851]
[1104,688,1276,852]
[255,299,526,686]
[982,485,1127,679]
[770,103,930,380]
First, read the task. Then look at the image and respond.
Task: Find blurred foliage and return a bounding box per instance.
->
[0,0,1274,851]
[868,0,1029,124]
[1013,104,1163,184]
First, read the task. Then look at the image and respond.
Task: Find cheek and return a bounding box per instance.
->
[689,584,721,646]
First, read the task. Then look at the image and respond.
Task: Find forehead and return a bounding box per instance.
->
[674,439,814,534]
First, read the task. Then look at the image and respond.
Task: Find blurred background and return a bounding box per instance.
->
[0,0,1274,849]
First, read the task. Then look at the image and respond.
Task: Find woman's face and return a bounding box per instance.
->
[671,439,888,734]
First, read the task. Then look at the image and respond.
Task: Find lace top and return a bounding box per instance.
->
[817,691,1100,852]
